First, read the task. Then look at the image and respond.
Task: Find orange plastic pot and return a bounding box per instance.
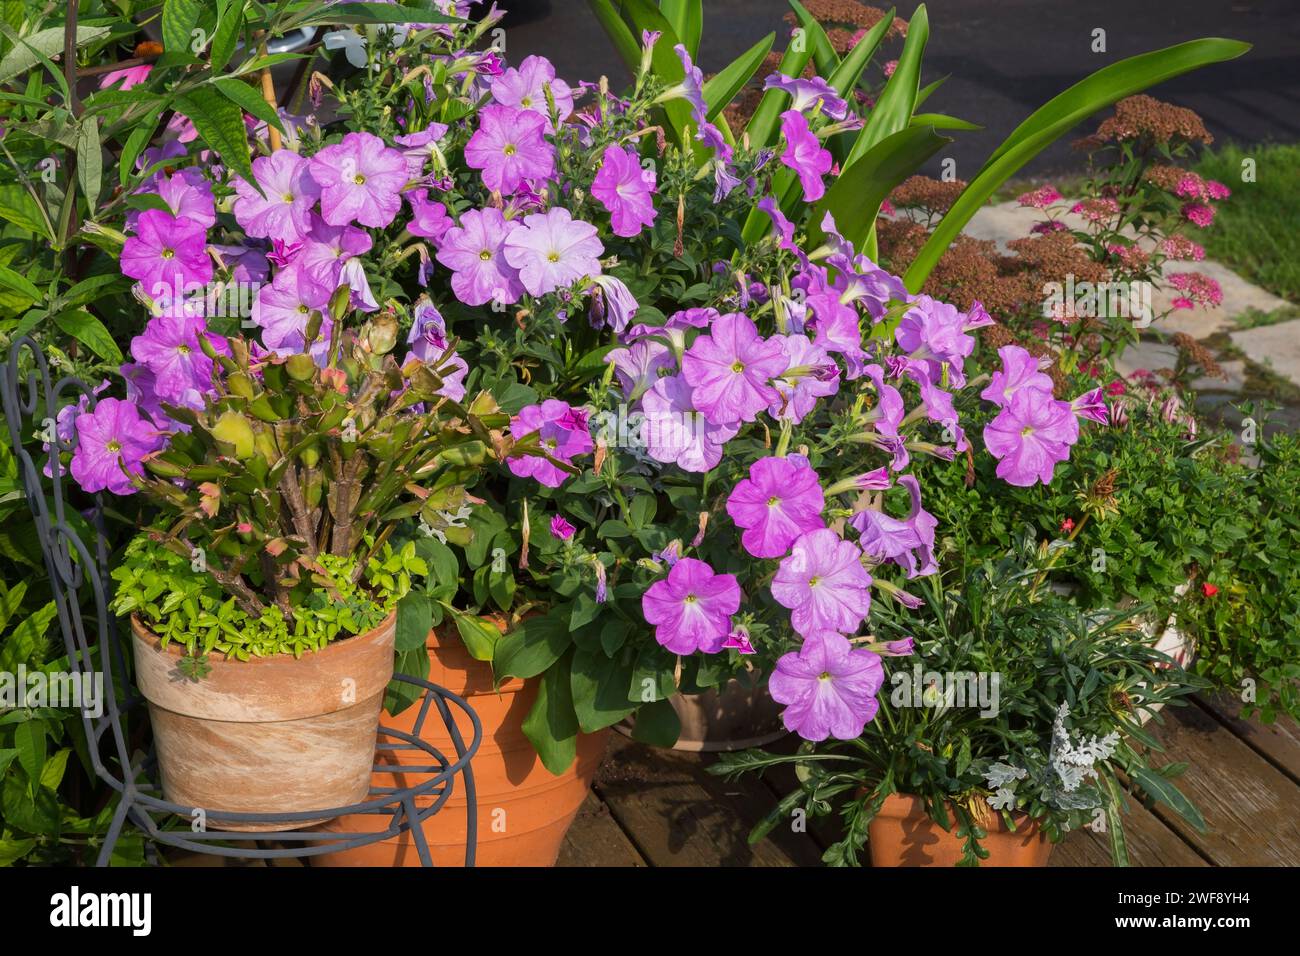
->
[313,621,608,866]
[867,794,1053,867]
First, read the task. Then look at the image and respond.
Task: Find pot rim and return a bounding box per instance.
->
[870,792,1042,835]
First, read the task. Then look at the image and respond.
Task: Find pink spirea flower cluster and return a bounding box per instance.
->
[1168,271,1224,309]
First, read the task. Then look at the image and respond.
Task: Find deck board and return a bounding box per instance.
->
[556,792,647,867]
[1197,694,1300,783]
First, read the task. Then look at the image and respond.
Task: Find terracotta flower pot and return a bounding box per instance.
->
[130,612,395,832]
[867,794,1053,867]
[615,673,788,752]
[313,620,609,866]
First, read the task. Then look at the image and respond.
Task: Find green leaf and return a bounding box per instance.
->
[119,112,165,188]
[786,0,839,76]
[570,646,637,733]
[38,748,70,792]
[175,86,255,188]
[212,76,285,134]
[0,26,110,85]
[903,36,1251,292]
[808,125,951,248]
[0,185,52,241]
[909,112,981,131]
[620,0,692,145]
[703,33,774,122]
[845,3,928,169]
[0,265,41,304]
[162,0,204,54]
[629,696,681,747]
[0,748,16,776]
[210,0,246,72]
[660,0,703,59]
[453,611,501,662]
[394,593,432,652]
[493,608,572,681]
[13,721,45,787]
[52,311,122,363]
[521,649,579,774]
[386,645,431,714]
[1131,767,1207,834]
[75,115,102,213]
[585,0,641,75]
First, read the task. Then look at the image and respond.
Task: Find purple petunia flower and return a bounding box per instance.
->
[308,132,408,228]
[769,631,884,741]
[405,188,452,244]
[895,295,976,388]
[591,144,657,238]
[69,398,165,496]
[849,475,938,578]
[725,454,826,559]
[149,168,216,230]
[232,150,320,243]
[768,333,840,423]
[980,345,1054,407]
[550,514,576,540]
[252,265,331,354]
[1070,386,1109,424]
[779,109,832,202]
[771,528,873,637]
[129,315,226,408]
[681,312,786,427]
[120,209,212,298]
[295,213,373,290]
[506,400,594,488]
[641,374,738,473]
[489,55,574,131]
[502,207,603,297]
[762,73,849,120]
[464,104,555,196]
[983,387,1079,487]
[641,557,741,655]
[589,274,639,333]
[406,299,467,400]
[435,207,524,306]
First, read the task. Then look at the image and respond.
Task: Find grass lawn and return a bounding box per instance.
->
[1196,142,1300,304]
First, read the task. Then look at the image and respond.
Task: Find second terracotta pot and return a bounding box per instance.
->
[131,612,395,832]
[616,673,788,752]
[867,794,1054,867]
[313,620,608,866]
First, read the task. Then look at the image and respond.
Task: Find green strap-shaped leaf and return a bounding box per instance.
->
[787,0,839,77]
[212,76,286,134]
[209,0,246,73]
[703,32,774,122]
[618,0,691,144]
[75,115,101,213]
[52,310,123,363]
[1130,766,1207,834]
[162,0,204,54]
[903,36,1251,292]
[808,124,952,248]
[0,25,110,85]
[175,86,256,187]
[909,112,981,131]
[845,3,929,169]
[585,0,641,75]
[660,0,703,59]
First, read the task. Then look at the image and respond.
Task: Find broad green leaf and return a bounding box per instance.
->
[75,115,102,213]
[493,608,572,681]
[52,311,122,363]
[212,76,286,134]
[394,593,432,652]
[808,125,951,249]
[0,185,52,241]
[210,0,245,72]
[38,748,70,792]
[175,86,255,187]
[703,33,774,122]
[119,112,165,188]
[0,26,110,85]
[13,721,45,786]
[585,0,641,75]
[453,611,501,662]
[521,649,579,774]
[846,3,928,168]
[0,265,40,304]
[162,0,204,54]
[660,0,702,58]
[570,646,636,733]
[629,696,681,747]
[904,37,1251,292]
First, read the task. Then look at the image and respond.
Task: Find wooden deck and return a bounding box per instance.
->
[556,694,1300,867]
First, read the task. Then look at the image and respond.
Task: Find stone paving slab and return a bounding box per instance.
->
[1230,323,1300,388]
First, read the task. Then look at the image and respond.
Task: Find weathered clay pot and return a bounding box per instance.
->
[867,794,1053,867]
[615,673,787,752]
[131,613,395,832]
[313,620,609,866]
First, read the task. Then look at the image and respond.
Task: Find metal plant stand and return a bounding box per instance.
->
[1,338,481,867]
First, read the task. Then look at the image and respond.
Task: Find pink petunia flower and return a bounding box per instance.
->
[681,312,786,427]
[308,132,408,228]
[70,398,165,496]
[725,454,826,559]
[983,387,1079,487]
[771,528,873,637]
[769,631,883,741]
[435,207,525,306]
[778,109,832,202]
[464,104,555,196]
[120,209,212,297]
[641,374,738,473]
[233,150,320,242]
[501,207,604,297]
[506,400,593,488]
[489,55,574,131]
[591,144,657,238]
[641,557,742,655]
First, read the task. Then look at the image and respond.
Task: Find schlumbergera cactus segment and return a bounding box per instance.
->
[133,314,515,623]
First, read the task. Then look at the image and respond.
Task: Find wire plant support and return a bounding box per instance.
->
[1,338,482,867]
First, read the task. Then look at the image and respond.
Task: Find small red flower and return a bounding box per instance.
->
[1105,380,1126,396]
[1060,518,1075,533]
[1202,582,1219,597]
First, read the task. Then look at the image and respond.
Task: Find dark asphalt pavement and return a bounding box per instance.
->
[498,0,1300,177]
